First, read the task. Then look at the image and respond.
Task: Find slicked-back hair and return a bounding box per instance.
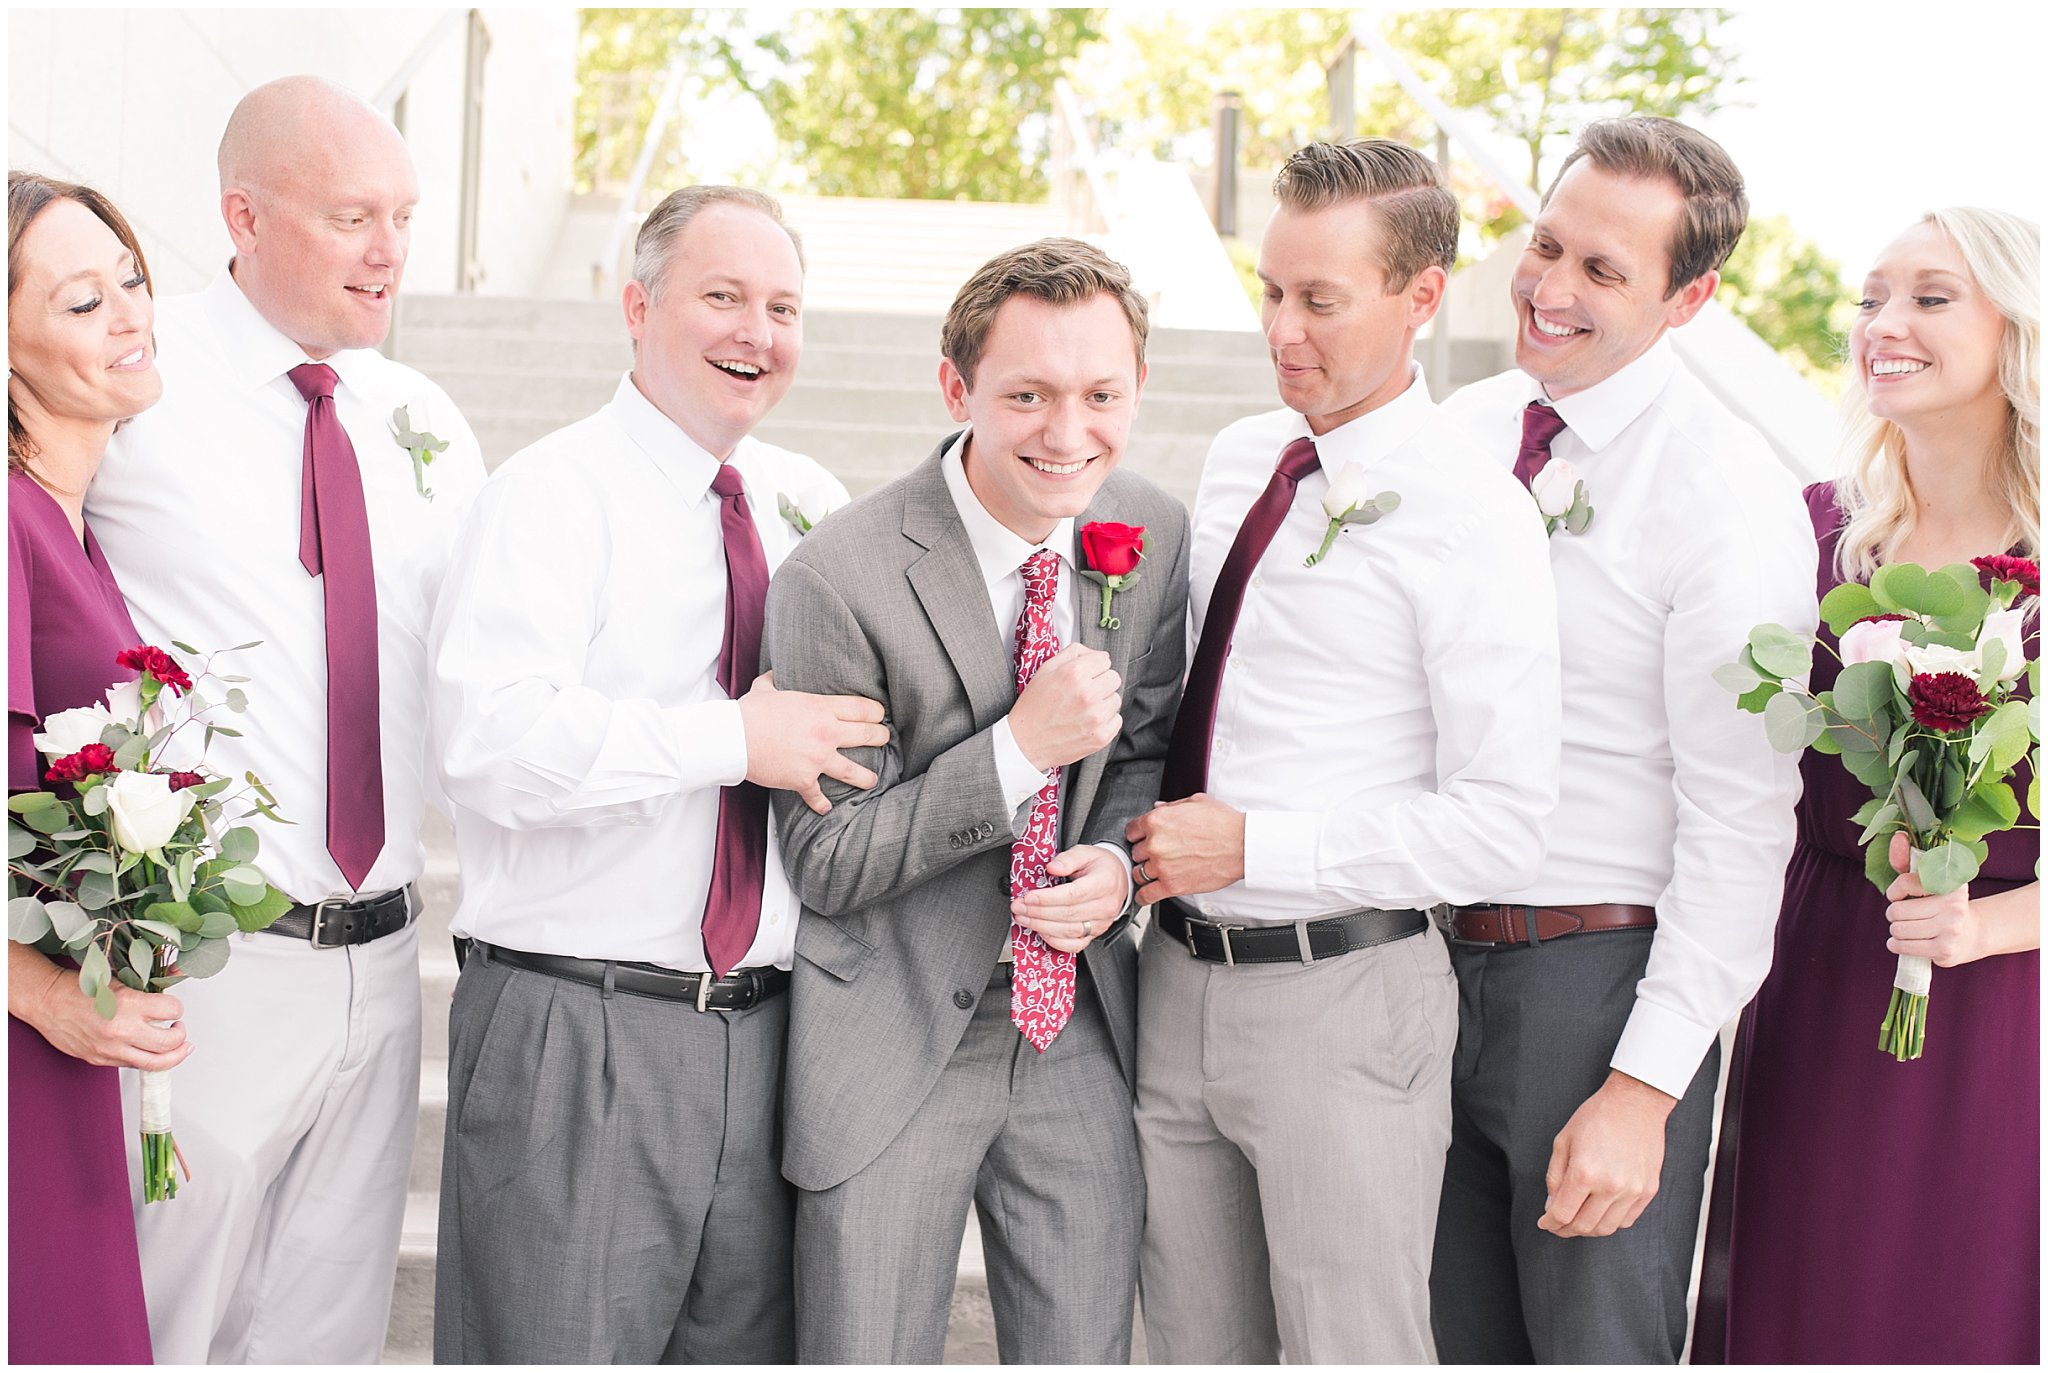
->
[631,185,805,303]
[1271,140,1459,290]
[8,170,154,477]
[941,237,1149,390]
[1550,116,1749,297]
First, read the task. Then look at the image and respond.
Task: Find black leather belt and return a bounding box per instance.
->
[1155,898,1427,966]
[261,886,414,948]
[479,942,790,1012]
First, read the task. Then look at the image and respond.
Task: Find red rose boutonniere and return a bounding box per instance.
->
[1077,522,1147,629]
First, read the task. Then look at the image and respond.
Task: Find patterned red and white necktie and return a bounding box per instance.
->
[1009,549,1077,1051]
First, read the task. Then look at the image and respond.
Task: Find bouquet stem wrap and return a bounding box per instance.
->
[1879,850,1934,1061]
[138,1067,180,1202]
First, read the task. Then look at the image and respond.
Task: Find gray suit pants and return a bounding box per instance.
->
[1136,924,1458,1364]
[433,949,796,1364]
[794,964,1143,1364]
[1430,929,1719,1363]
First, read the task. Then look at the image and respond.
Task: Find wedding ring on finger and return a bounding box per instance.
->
[1082,921,1093,937]
[1133,861,1151,885]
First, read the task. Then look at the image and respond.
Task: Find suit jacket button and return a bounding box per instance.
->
[948,834,961,849]
[953,989,975,1009]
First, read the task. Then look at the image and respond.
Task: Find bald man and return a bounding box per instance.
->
[89,76,487,1363]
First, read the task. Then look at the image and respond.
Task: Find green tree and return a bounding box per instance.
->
[757,8,1104,201]
[1372,8,1743,193]
[575,10,730,193]
[1718,214,1853,390]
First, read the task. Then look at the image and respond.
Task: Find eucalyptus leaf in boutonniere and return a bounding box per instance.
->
[1531,458,1594,536]
[1305,460,1400,568]
[1076,521,1147,628]
[778,491,833,536]
[390,401,450,501]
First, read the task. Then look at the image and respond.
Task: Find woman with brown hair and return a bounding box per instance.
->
[8,170,182,1364]
[1696,207,2039,1363]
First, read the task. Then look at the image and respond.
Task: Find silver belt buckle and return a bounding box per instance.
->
[308,896,351,949]
[695,972,714,1013]
[1187,917,1242,967]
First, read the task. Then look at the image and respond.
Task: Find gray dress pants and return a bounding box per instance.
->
[1431,928,1719,1363]
[794,964,1144,1365]
[433,949,796,1364]
[1136,924,1458,1364]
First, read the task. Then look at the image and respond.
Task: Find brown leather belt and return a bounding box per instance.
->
[1446,902,1656,948]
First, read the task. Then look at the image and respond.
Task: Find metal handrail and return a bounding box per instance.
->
[1052,78,1116,234]
[594,55,692,295]
[374,9,468,114]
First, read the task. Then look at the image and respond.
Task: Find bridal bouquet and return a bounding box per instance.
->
[1717,557,2038,1060]
[8,643,292,1199]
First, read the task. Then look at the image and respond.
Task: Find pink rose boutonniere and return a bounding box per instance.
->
[1078,522,1147,629]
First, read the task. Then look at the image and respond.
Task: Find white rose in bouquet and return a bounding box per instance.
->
[1838,617,1908,668]
[105,677,144,723]
[1978,607,2027,682]
[32,704,113,757]
[106,771,197,853]
[1904,640,1980,677]
[1530,459,1582,519]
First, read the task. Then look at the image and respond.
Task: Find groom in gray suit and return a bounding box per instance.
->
[763,238,1189,1363]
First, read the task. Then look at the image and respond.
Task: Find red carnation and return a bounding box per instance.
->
[116,645,193,696]
[166,771,208,792]
[1080,522,1146,578]
[1908,671,1994,733]
[45,743,120,784]
[1972,555,2039,596]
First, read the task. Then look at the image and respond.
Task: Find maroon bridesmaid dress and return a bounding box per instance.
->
[9,471,154,1363]
[1695,483,2039,1363]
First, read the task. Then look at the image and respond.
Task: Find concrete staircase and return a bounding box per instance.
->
[387,295,1279,506]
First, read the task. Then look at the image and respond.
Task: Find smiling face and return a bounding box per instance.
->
[940,291,1146,542]
[624,202,803,460]
[225,106,419,359]
[1851,220,2005,427]
[1512,160,1719,398]
[7,196,161,443]
[1258,199,1440,433]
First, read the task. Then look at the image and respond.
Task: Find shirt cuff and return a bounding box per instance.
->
[991,717,1054,823]
[1609,998,1720,1101]
[680,698,750,789]
[1242,811,1320,893]
[1092,840,1135,915]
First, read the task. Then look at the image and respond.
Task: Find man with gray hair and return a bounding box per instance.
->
[1123,140,1560,1362]
[426,184,885,1363]
[89,75,487,1363]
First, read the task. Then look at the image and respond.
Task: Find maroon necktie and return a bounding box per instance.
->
[1160,436,1321,801]
[1008,550,1075,1051]
[1514,401,1568,489]
[701,463,771,978]
[287,363,385,891]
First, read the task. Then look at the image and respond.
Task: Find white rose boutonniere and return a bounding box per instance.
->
[777,491,833,536]
[391,400,451,501]
[1305,459,1400,568]
[1531,459,1594,536]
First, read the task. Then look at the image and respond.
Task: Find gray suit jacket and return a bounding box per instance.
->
[764,441,1190,1191]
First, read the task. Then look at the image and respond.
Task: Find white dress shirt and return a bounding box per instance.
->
[429,373,849,971]
[1442,339,1817,1098]
[1186,366,1561,924]
[90,269,487,903]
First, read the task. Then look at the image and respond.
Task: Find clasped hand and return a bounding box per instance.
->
[737,672,890,814]
[1011,845,1129,953]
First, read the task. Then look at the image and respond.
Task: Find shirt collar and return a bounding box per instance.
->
[1290,362,1436,475]
[939,430,1075,585]
[198,265,380,397]
[605,371,731,504]
[1542,336,1677,453]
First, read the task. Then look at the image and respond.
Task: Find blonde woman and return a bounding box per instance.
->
[1696,207,2039,1363]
